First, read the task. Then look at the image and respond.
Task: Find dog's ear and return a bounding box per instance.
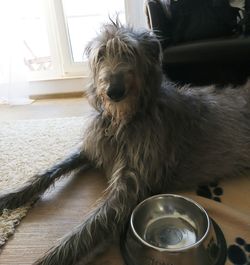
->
[138,31,162,64]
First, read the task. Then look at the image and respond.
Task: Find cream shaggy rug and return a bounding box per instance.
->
[0,117,85,247]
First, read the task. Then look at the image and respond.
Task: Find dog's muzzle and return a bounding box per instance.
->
[106,73,126,102]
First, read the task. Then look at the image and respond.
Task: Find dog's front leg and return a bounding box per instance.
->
[34,170,141,265]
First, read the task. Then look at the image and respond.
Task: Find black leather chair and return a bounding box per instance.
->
[145,0,250,86]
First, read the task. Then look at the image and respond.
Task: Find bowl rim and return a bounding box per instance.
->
[130,193,211,252]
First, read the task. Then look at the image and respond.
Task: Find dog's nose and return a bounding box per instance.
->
[107,85,126,102]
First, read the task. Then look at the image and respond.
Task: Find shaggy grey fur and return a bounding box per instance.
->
[0,21,250,265]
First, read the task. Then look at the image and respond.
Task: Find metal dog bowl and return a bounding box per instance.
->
[121,194,227,265]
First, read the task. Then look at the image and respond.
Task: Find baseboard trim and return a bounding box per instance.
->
[29,91,85,100]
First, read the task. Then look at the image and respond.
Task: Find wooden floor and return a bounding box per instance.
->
[0,98,124,265]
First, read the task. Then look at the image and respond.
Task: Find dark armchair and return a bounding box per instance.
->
[145,0,250,86]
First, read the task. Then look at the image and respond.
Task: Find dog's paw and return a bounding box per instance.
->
[196,181,223,202]
[227,237,250,265]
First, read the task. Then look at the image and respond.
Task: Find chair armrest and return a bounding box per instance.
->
[163,38,250,64]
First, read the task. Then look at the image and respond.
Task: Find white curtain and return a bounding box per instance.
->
[0,0,32,105]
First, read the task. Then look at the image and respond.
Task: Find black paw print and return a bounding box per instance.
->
[196,181,223,202]
[228,237,250,265]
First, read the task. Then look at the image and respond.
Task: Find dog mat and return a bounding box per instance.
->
[181,177,250,265]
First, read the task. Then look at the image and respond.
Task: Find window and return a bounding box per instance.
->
[62,0,126,63]
[3,0,146,82]
[22,2,52,72]
[54,0,127,77]
[20,0,65,80]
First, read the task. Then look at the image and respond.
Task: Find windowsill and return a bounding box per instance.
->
[28,75,90,96]
[28,75,89,82]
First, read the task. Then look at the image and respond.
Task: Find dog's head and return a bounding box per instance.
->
[85,20,162,125]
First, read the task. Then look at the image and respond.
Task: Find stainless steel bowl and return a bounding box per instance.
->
[121,194,227,265]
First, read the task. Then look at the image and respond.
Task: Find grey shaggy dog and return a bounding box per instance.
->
[1,21,250,265]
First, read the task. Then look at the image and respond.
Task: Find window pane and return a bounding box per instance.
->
[0,0,52,74]
[21,0,52,72]
[62,0,125,62]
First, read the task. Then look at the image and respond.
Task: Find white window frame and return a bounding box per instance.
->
[53,0,89,77]
[28,0,146,82]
